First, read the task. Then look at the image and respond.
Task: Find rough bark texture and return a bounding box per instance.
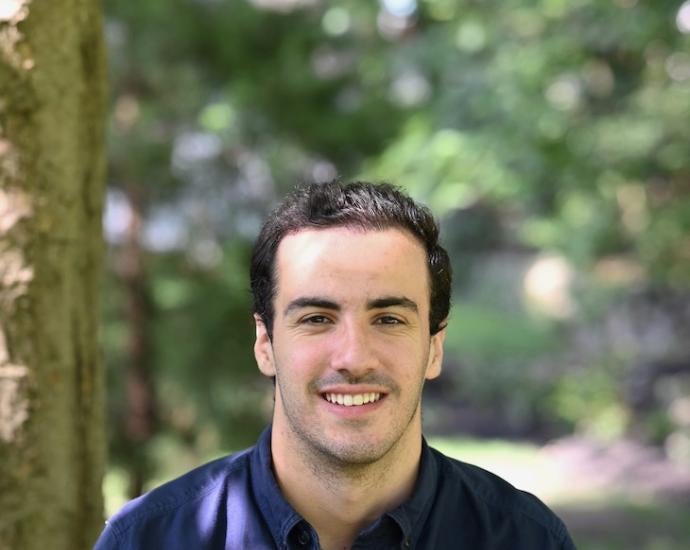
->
[0,1,107,549]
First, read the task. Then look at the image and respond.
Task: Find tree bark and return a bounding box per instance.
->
[0,1,107,549]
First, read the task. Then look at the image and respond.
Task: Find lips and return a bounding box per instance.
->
[323,392,382,407]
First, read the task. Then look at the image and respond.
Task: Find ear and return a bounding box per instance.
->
[425,325,446,380]
[254,314,276,377]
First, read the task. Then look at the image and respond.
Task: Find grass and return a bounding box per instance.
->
[557,499,690,550]
[429,437,690,550]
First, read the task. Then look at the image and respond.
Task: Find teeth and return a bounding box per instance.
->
[325,392,381,406]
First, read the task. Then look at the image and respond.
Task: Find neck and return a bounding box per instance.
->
[270,419,422,550]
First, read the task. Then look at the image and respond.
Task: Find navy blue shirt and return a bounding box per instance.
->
[94,427,575,549]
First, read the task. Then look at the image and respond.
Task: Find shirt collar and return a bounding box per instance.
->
[250,426,440,548]
[386,436,440,544]
[250,426,303,548]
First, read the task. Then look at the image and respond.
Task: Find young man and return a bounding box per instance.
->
[95,181,575,549]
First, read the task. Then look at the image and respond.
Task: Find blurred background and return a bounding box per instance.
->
[101,0,690,548]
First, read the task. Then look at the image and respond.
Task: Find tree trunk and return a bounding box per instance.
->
[0,1,107,549]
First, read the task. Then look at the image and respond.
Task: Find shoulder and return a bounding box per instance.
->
[94,447,255,549]
[430,447,574,548]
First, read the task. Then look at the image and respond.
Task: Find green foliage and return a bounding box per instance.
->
[446,303,557,361]
[550,365,627,439]
[102,0,690,490]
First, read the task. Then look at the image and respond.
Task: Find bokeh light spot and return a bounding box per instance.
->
[456,20,487,53]
[677,1,690,33]
[322,7,350,36]
[381,0,417,18]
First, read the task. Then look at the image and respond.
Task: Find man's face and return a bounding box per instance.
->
[254,227,445,466]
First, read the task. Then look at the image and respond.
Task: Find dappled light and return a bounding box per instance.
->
[0,329,29,443]
[522,255,575,319]
[677,0,690,33]
[0,0,28,23]
[92,0,690,548]
[0,187,32,234]
[321,6,350,37]
[0,0,33,71]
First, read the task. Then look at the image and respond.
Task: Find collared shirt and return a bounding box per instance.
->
[94,427,576,549]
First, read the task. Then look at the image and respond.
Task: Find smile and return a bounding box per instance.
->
[324,393,382,407]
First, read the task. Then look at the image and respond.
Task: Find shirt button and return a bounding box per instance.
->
[402,537,411,548]
[297,530,310,545]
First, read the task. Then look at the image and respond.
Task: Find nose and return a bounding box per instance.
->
[329,319,379,377]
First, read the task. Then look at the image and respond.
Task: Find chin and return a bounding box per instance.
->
[315,437,394,467]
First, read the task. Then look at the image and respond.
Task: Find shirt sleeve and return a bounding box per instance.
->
[559,522,578,550]
[92,522,121,550]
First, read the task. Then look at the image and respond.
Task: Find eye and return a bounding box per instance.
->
[374,315,405,326]
[301,314,333,325]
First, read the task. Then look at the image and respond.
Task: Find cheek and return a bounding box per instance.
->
[275,338,328,375]
[382,334,427,360]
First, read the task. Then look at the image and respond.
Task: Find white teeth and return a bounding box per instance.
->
[325,393,382,406]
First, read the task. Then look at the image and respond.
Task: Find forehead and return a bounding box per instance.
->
[274,227,430,305]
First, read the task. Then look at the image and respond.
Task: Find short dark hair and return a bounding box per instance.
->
[250,180,451,339]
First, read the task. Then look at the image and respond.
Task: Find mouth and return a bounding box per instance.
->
[322,392,383,407]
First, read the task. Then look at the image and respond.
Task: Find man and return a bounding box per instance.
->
[95,181,575,549]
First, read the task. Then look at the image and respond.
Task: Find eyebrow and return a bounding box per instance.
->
[284,297,340,316]
[367,296,418,313]
[283,295,418,316]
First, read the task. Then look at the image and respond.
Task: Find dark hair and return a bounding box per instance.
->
[250,180,451,339]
